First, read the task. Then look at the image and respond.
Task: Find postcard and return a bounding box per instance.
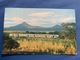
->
[2,8,76,55]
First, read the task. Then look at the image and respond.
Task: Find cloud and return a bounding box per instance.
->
[60,17,75,23]
[4,17,25,27]
[5,17,24,22]
[51,16,75,24]
[4,16,75,28]
[4,22,19,27]
[27,18,42,26]
[29,12,54,17]
[27,18,58,27]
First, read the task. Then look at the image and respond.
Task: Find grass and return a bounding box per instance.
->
[2,37,76,55]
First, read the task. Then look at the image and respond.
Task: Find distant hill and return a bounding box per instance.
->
[4,22,63,31]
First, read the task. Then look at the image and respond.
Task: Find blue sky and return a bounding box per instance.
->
[4,8,76,28]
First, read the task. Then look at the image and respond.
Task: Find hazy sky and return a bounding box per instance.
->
[4,8,76,28]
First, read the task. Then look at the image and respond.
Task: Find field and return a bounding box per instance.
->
[2,37,76,54]
[3,8,76,55]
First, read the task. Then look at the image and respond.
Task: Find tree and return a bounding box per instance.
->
[4,39,19,51]
[61,23,76,39]
[3,33,10,40]
[26,31,30,34]
[2,33,20,52]
[48,32,54,34]
[53,31,60,34]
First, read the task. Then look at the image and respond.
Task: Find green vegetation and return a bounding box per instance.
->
[2,33,20,53]
[25,31,60,34]
[2,37,76,54]
[25,31,47,34]
[61,23,76,39]
[2,22,76,54]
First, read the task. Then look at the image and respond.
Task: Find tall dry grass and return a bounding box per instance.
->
[15,38,76,54]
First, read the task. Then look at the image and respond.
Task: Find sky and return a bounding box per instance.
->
[4,8,76,28]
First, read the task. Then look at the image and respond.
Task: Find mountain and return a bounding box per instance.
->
[5,22,63,31]
[50,25,63,30]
